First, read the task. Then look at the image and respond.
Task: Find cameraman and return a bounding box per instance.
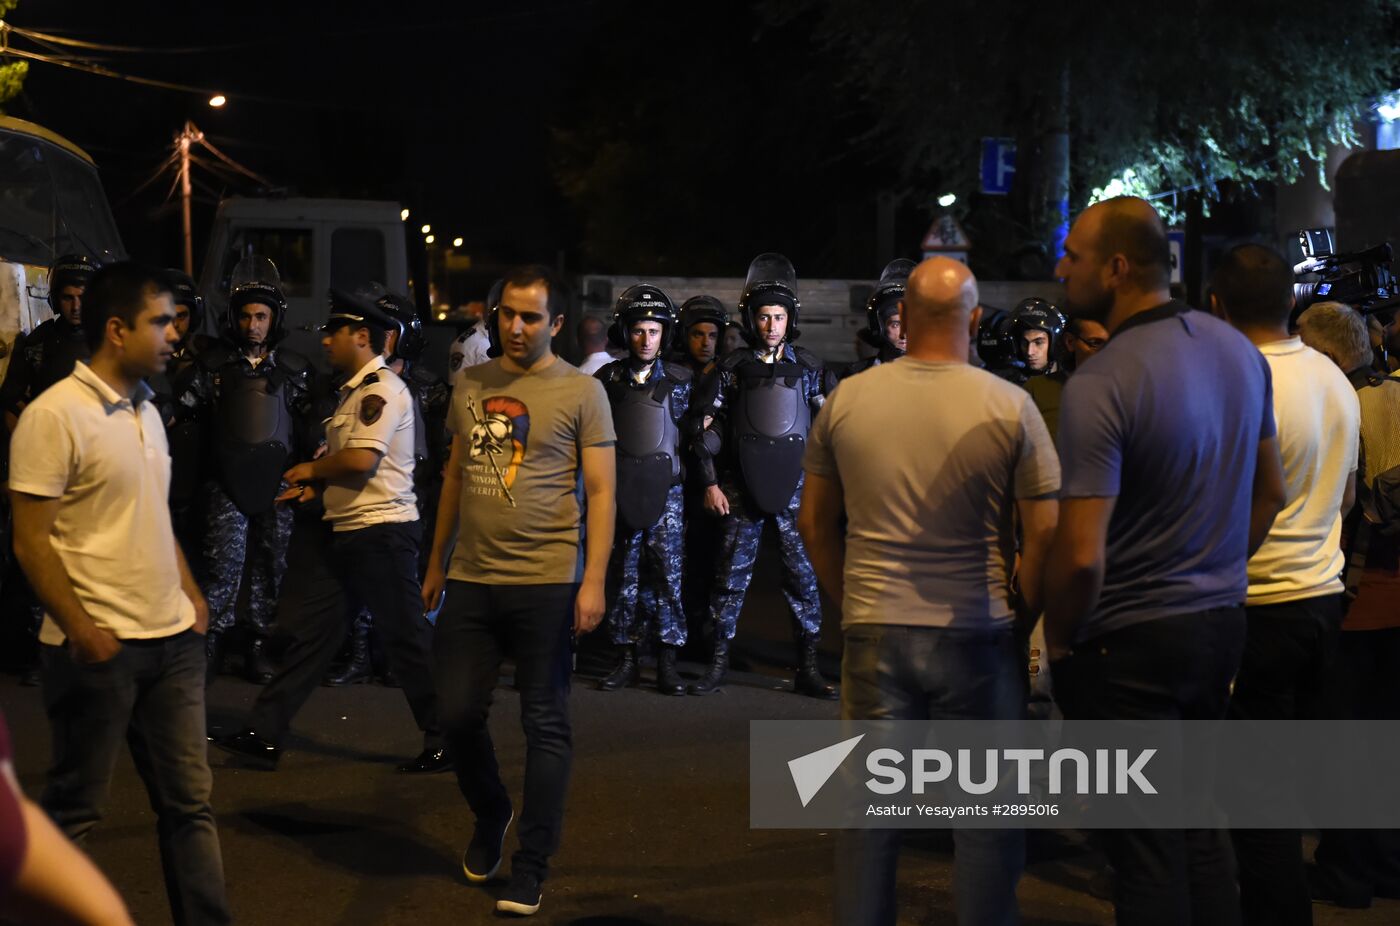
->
[1210,246,1359,926]
[1297,301,1400,909]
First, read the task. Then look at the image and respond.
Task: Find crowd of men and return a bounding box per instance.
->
[1,191,1398,925]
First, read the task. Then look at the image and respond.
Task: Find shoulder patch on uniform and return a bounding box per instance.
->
[359,393,386,425]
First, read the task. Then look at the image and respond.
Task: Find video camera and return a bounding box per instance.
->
[1293,228,1398,320]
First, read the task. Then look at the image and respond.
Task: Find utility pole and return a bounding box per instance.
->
[177,121,202,276]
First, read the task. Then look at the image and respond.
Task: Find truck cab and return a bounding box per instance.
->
[197,197,411,364]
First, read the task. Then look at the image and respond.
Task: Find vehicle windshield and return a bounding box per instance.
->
[0,129,124,266]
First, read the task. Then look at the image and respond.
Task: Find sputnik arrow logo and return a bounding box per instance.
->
[788,734,865,807]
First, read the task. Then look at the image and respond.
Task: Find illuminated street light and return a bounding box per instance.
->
[209,95,227,108]
[425,234,435,244]
[937,193,957,207]
[452,237,463,248]
[400,208,410,221]
[421,224,431,234]
[437,311,448,320]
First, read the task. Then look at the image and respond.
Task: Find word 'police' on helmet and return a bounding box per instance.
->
[609,283,677,349]
[227,255,288,345]
[372,287,425,362]
[48,254,99,308]
[1009,298,1066,372]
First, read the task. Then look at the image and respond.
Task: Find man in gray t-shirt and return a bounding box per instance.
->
[422,266,616,918]
[800,256,1059,926]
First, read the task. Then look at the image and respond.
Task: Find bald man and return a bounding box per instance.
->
[799,257,1060,926]
[1043,196,1286,926]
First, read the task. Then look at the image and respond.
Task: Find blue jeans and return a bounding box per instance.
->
[41,628,230,925]
[835,623,1025,926]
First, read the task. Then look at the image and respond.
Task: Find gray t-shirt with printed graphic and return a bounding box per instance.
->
[446,357,615,585]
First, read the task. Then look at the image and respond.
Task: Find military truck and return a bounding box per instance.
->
[0,116,125,384]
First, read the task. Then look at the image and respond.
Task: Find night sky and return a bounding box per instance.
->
[8,1,909,285]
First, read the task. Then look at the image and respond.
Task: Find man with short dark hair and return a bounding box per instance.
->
[1044,196,1286,926]
[215,288,444,772]
[10,262,230,924]
[0,254,99,434]
[176,258,310,681]
[423,265,616,916]
[593,285,693,694]
[575,312,613,375]
[1063,316,1109,371]
[1210,244,1359,926]
[688,253,839,699]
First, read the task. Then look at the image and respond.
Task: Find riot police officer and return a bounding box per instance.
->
[672,295,729,645]
[448,280,501,387]
[325,287,452,686]
[1006,298,1068,442]
[688,253,838,699]
[840,259,915,379]
[178,257,310,681]
[674,295,728,379]
[216,287,445,774]
[594,284,694,695]
[0,254,99,432]
[152,269,212,557]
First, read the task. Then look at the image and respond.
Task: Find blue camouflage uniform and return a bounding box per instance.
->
[175,342,310,655]
[690,342,834,641]
[595,357,692,647]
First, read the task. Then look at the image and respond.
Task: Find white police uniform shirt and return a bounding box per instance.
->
[448,320,491,388]
[323,355,418,531]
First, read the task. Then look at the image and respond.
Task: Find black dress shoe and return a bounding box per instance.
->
[396,746,452,774]
[213,728,281,770]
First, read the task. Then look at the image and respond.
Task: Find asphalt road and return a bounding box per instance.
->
[1,537,1395,925]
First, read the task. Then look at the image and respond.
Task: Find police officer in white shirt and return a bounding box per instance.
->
[215,289,446,773]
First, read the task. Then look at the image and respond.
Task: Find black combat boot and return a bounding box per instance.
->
[597,644,639,691]
[688,636,729,695]
[245,635,275,685]
[794,634,838,700]
[323,622,372,686]
[655,644,686,696]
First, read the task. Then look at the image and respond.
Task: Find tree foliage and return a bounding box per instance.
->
[768,0,1400,218]
[0,2,27,112]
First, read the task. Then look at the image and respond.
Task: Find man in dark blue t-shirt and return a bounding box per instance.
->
[1043,196,1287,926]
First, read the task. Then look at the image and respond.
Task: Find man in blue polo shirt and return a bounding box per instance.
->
[1043,196,1287,926]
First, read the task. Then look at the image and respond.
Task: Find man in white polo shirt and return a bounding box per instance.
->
[1210,244,1360,926]
[9,263,229,925]
[215,288,444,774]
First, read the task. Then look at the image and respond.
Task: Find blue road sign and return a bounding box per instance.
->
[981,138,1016,195]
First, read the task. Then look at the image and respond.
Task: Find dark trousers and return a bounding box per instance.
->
[41,629,230,925]
[1051,608,1247,926]
[250,517,440,748]
[434,581,576,882]
[1227,594,1341,926]
[1315,626,1400,904]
